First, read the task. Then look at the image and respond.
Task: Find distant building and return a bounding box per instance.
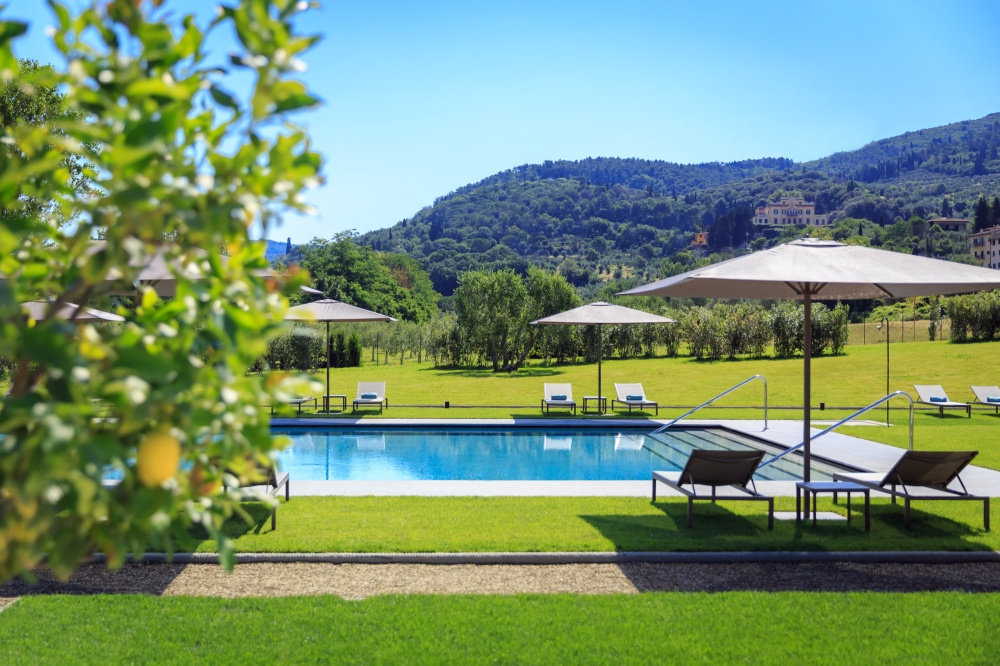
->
[927,217,967,232]
[969,225,1000,269]
[754,197,828,227]
[690,232,709,248]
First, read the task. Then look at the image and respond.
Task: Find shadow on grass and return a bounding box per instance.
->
[615,559,1000,592]
[580,498,992,554]
[190,502,277,544]
[920,410,974,420]
[0,506,275,598]
[419,366,564,378]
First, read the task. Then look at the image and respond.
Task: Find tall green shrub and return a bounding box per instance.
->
[347,332,362,367]
[771,302,802,357]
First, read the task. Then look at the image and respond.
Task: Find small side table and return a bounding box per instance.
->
[582,396,606,414]
[796,481,870,532]
[323,394,347,413]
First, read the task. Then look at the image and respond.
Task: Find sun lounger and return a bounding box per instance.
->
[612,383,658,415]
[913,385,971,417]
[651,449,773,530]
[970,385,1000,414]
[228,464,290,530]
[833,450,989,531]
[268,396,317,415]
[353,382,387,414]
[542,383,576,415]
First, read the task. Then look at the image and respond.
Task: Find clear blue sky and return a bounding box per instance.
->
[8,0,1000,241]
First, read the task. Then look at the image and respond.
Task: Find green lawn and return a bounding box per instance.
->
[293,339,1000,416]
[208,495,994,553]
[1,592,997,664]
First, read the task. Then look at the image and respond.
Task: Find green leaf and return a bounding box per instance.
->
[0,20,28,44]
[209,86,239,110]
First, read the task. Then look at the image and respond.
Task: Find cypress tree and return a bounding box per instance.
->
[974,196,990,232]
[941,197,952,217]
[285,237,291,254]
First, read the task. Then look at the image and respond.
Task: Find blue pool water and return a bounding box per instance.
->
[271,427,843,482]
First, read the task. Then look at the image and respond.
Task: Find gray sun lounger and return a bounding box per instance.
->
[542,383,576,415]
[913,385,971,417]
[970,385,1000,414]
[833,451,988,531]
[652,449,773,530]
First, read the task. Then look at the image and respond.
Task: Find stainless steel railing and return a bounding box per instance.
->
[758,390,914,469]
[652,375,768,433]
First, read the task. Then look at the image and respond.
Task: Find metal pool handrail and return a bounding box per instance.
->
[652,375,768,433]
[758,390,915,469]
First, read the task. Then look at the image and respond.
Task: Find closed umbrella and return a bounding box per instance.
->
[531,301,675,413]
[284,299,396,411]
[21,301,124,323]
[620,238,1000,479]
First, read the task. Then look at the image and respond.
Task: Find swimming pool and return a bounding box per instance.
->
[271,426,848,482]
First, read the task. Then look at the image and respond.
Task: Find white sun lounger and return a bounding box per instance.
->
[913,385,971,417]
[612,383,658,415]
[542,383,576,415]
[970,385,1000,414]
[268,396,317,415]
[353,382,387,414]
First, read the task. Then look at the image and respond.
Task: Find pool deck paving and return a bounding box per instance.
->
[270,417,1000,498]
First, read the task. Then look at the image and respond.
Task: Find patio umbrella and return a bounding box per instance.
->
[531,301,675,413]
[284,299,396,411]
[21,301,124,323]
[620,237,1000,479]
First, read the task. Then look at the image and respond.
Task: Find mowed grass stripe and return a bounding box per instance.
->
[0,593,996,664]
[206,496,997,553]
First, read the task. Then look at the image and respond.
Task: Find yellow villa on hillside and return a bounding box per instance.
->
[755,196,828,227]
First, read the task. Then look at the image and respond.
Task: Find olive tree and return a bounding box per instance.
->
[0,0,323,582]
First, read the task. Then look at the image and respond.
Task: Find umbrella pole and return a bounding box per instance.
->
[325,321,331,413]
[597,325,603,414]
[803,291,812,482]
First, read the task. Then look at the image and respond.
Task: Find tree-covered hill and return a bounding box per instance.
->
[354,113,1000,296]
[806,112,1000,182]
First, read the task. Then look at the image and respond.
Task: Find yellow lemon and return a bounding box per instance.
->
[136,432,181,487]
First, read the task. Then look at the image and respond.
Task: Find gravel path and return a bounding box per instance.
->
[1,561,999,599]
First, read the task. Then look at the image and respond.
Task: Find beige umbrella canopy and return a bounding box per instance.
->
[621,238,1000,479]
[284,299,396,411]
[21,301,124,323]
[532,301,675,413]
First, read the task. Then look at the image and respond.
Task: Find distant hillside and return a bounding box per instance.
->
[357,114,1000,296]
[262,238,293,261]
[807,113,1000,182]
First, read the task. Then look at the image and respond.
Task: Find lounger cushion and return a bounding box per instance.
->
[929,396,947,402]
[550,394,567,401]
[360,392,378,399]
[626,395,643,401]
[988,397,1000,403]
